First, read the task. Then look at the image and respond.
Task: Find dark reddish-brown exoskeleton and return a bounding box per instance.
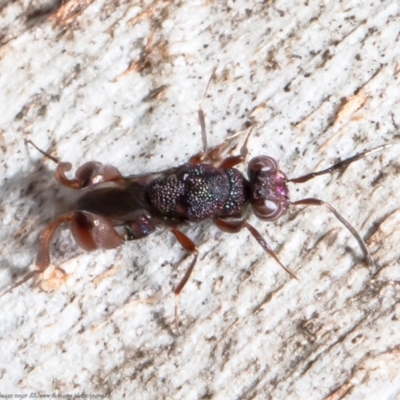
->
[18,125,389,300]
[7,75,390,304]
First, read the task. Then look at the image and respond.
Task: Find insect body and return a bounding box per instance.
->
[8,68,389,299]
[19,126,390,299]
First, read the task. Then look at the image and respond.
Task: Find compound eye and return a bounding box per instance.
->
[252,199,284,221]
[248,156,279,179]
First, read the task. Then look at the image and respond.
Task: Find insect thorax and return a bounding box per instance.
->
[145,164,249,222]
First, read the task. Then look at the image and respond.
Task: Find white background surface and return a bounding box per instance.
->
[1,0,400,399]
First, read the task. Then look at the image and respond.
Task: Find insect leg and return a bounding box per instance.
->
[214,218,297,279]
[2,211,126,296]
[197,68,216,156]
[170,227,199,331]
[244,222,297,279]
[26,140,124,189]
[188,68,254,167]
[189,124,253,168]
[189,69,215,164]
[2,214,75,296]
[36,213,75,270]
[55,161,123,189]
[171,228,198,295]
[25,139,60,163]
[217,126,253,169]
[36,211,125,270]
[190,67,237,165]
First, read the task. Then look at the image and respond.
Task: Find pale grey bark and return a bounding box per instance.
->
[0,1,400,399]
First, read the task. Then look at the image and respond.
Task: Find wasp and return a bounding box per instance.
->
[6,75,390,303]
